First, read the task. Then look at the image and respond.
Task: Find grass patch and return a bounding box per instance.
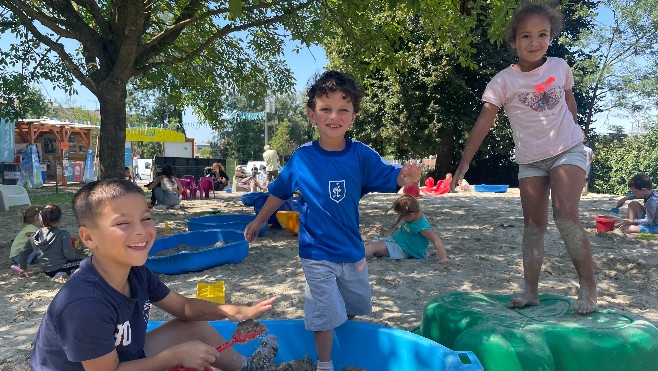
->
[23,183,153,207]
[30,192,77,206]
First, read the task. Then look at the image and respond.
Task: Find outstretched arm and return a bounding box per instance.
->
[244,195,286,242]
[421,229,447,264]
[450,102,499,191]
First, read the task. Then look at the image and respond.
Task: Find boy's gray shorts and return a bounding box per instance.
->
[301,258,372,331]
[518,144,588,179]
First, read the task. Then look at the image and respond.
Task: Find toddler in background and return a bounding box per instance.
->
[18,204,81,279]
[365,195,448,264]
[615,173,658,234]
[9,206,41,268]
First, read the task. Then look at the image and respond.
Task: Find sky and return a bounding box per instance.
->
[35,40,328,144]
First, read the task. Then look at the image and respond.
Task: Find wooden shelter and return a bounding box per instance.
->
[14,119,96,184]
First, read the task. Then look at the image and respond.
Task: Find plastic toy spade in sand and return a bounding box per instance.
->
[610,207,620,214]
[170,319,268,371]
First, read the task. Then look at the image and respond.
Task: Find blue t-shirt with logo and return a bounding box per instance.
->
[268,139,401,263]
[30,258,170,369]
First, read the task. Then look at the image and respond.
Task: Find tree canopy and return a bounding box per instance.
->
[0,0,517,179]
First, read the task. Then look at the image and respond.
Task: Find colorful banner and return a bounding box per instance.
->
[72,162,83,182]
[126,127,186,142]
[19,144,43,188]
[0,118,14,162]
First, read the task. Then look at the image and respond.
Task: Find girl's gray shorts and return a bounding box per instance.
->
[518,144,588,179]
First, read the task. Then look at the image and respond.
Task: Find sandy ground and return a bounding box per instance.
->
[1,186,657,368]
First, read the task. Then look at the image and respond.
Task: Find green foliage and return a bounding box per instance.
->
[591,125,658,195]
[0,73,48,121]
[214,95,268,164]
[0,0,321,178]
[565,0,658,131]
[325,8,520,182]
[268,93,313,161]
[198,147,213,158]
[323,1,594,185]
[135,142,163,160]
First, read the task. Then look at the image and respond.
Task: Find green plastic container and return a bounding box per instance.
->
[414,292,658,371]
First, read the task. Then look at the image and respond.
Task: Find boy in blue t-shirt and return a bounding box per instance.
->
[244,70,422,371]
[31,179,277,370]
[615,173,658,234]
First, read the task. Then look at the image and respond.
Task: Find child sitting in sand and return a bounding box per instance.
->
[365,195,448,264]
[17,204,81,279]
[30,179,278,370]
[615,173,658,234]
[9,206,41,267]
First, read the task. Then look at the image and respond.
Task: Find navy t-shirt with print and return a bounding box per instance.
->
[30,258,170,370]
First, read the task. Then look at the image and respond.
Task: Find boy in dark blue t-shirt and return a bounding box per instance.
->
[31,179,277,370]
[244,70,422,371]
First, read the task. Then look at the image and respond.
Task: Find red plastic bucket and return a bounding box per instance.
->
[595,216,617,232]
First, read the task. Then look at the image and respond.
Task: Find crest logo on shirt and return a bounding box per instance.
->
[143,300,151,323]
[517,87,562,112]
[329,180,346,203]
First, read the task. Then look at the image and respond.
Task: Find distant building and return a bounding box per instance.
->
[195,142,210,157]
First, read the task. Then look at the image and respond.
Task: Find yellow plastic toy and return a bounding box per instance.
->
[196,282,225,304]
[276,211,299,235]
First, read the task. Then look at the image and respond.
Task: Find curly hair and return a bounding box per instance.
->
[306,70,365,113]
[505,2,563,44]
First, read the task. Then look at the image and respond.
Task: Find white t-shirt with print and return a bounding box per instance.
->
[482,57,582,164]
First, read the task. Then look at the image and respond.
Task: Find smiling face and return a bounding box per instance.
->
[79,193,156,271]
[307,90,357,150]
[511,14,552,72]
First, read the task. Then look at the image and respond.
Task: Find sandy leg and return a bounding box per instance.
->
[508,225,544,309]
[555,218,597,314]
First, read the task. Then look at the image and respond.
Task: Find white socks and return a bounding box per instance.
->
[316,360,334,371]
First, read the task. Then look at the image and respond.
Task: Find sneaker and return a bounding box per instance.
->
[154,205,167,210]
[240,334,278,371]
[172,204,181,210]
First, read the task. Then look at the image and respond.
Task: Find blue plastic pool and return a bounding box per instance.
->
[186,214,268,236]
[147,319,482,371]
[474,184,509,193]
[146,229,248,274]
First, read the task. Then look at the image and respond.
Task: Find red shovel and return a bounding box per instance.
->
[169,319,268,371]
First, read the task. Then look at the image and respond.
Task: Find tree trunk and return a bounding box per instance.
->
[434,127,455,177]
[97,84,128,180]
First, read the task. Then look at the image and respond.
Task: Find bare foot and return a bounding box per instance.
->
[573,287,597,314]
[507,293,540,309]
